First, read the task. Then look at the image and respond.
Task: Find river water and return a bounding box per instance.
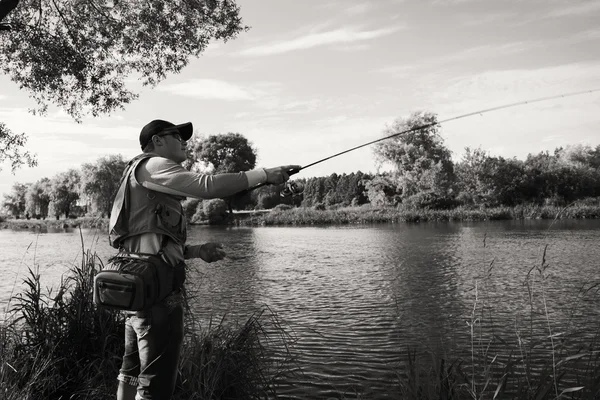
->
[2,220,600,398]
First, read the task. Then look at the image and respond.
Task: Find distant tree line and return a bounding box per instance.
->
[2,112,600,220]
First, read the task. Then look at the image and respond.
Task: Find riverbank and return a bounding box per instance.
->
[0,216,108,230]
[2,203,600,230]
[232,203,600,226]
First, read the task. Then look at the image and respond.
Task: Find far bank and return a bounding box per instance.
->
[2,203,600,230]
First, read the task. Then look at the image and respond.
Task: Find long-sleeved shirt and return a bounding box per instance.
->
[121,155,266,265]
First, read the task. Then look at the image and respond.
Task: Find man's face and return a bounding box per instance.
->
[154,131,188,163]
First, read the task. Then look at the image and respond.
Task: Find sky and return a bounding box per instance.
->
[1,0,600,199]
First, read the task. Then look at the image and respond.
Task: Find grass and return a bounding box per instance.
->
[0,216,108,230]
[0,230,297,399]
[232,202,600,226]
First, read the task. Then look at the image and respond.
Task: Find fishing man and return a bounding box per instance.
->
[110,119,300,400]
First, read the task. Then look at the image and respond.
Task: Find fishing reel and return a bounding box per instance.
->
[280,181,304,197]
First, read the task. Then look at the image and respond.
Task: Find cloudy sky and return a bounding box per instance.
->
[1,0,600,199]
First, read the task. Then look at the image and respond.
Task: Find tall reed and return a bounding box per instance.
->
[0,230,297,399]
[393,239,600,399]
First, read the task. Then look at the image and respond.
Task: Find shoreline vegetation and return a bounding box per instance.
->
[2,202,600,230]
[1,235,599,397]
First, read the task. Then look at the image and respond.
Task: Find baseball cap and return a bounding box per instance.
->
[139,119,193,150]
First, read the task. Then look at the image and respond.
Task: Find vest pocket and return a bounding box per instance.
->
[155,203,183,235]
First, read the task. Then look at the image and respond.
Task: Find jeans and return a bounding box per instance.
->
[117,302,184,400]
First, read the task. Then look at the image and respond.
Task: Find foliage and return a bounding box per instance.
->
[363,174,400,207]
[48,169,80,218]
[272,203,293,212]
[202,198,228,225]
[0,122,37,173]
[24,177,51,218]
[189,133,257,174]
[182,198,202,221]
[1,182,29,217]
[373,112,456,208]
[0,0,246,120]
[301,172,369,208]
[79,155,127,217]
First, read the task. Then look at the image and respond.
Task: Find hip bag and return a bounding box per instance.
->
[93,252,185,311]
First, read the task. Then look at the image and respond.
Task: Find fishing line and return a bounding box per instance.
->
[248,88,600,196]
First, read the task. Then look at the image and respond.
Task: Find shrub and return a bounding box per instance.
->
[182,198,202,220]
[272,204,293,212]
[313,202,326,211]
[203,199,229,225]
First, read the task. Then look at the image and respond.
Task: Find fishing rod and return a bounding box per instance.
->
[247,88,600,197]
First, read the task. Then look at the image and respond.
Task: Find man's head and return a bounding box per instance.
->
[139,120,193,163]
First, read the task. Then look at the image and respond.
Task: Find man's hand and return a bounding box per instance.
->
[264,165,302,185]
[185,243,226,263]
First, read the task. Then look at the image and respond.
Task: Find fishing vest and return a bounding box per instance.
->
[108,153,187,250]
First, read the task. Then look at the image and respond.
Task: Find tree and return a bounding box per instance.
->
[25,177,51,218]
[190,133,258,211]
[0,0,246,120]
[0,0,18,30]
[363,174,400,207]
[373,112,456,208]
[49,169,80,218]
[0,122,37,172]
[80,155,127,217]
[191,133,257,174]
[1,181,29,217]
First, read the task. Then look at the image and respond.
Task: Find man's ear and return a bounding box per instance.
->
[152,135,163,147]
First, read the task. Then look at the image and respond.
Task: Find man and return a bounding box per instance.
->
[110,119,300,400]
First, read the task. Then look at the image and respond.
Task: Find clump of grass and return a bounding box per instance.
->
[393,239,600,400]
[0,239,125,399]
[0,231,297,399]
[175,309,297,399]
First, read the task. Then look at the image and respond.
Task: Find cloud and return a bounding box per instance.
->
[562,28,600,43]
[157,79,254,101]
[429,62,600,116]
[437,41,532,63]
[239,26,401,56]
[545,1,600,18]
[371,65,416,78]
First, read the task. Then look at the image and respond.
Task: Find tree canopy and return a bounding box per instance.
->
[190,132,257,174]
[0,0,246,120]
[373,112,456,208]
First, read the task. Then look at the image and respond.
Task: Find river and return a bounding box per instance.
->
[1,219,600,398]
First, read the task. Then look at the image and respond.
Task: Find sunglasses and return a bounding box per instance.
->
[154,129,186,143]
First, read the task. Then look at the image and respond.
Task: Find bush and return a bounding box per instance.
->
[190,206,206,224]
[182,198,202,220]
[313,202,326,211]
[203,199,229,225]
[272,204,293,212]
[257,193,280,210]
